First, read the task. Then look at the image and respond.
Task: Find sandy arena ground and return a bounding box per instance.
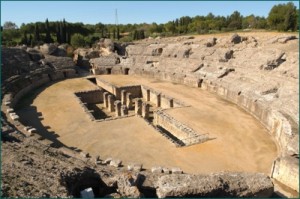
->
[17,75,278,174]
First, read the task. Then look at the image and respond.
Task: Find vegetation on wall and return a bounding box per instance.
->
[1,2,298,47]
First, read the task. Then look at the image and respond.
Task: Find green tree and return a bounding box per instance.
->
[70,33,85,48]
[242,15,257,29]
[165,21,176,34]
[21,31,28,45]
[45,18,53,43]
[34,23,40,43]
[3,21,18,29]
[228,11,243,30]
[268,2,297,31]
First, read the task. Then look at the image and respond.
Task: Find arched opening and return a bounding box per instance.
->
[106,68,112,74]
[124,68,130,75]
[63,71,67,78]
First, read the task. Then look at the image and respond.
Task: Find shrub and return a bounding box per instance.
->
[70,33,85,48]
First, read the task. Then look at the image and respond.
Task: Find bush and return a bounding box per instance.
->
[70,33,85,48]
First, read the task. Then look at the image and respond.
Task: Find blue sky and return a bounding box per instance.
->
[1,1,299,27]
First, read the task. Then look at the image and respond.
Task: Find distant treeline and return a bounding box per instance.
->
[2,2,298,47]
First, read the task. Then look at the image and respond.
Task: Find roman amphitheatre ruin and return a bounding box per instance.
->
[1,32,299,198]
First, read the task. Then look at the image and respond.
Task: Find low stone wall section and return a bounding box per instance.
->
[119,85,142,98]
[75,89,103,104]
[153,109,210,146]
[73,94,96,121]
[96,78,119,98]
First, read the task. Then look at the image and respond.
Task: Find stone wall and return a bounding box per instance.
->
[121,35,299,191]
[271,156,299,192]
[1,69,79,139]
[75,90,103,104]
[73,94,96,121]
[119,85,142,98]
[9,70,77,108]
[153,109,210,146]
[96,78,119,98]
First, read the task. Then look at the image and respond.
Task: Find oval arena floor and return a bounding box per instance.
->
[16,75,278,174]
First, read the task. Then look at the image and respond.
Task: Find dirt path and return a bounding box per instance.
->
[17,76,278,175]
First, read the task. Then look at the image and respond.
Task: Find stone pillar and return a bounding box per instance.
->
[156,93,161,107]
[121,90,127,105]
[146,89,150,101]
[121,105,128,116]
[108,95,115,112]
[126,93,133,109]
[114,100,121,117]
[169,99,174,108]
[135,98,142,115]
[142,102,150,119]
[103,92,109,108]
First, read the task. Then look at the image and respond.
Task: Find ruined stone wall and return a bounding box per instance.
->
[10,70,78,108]
[271,156,299,192]
[73,94,96,121]
[121,34,299,192]
[160,95,173,109]
[95,78,119,98]
[75,90,103,104]
[119,85,142,98]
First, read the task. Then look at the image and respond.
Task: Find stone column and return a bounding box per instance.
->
[142,102,150,119]
[121,105,128,116]
[146,89,150,101]
[156,93,161,107]
[114,100,121,117]
[169,98,174,108]
[103,92,109,108]
[121,90,127,105]
[126,93,133,109]
[108,95,115,112]
[135,98,142,115]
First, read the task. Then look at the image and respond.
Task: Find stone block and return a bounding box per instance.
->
[171,167,183,174]
[151,166,163,173]
[9,113,19,121]
[110,159,122,167]
[80,152,89,158]
[6,108,14,113]
[162,167,170,174]
[103,157,113,164]
[127,163,143,172]
[28,128,37,134]
[4,101,11,106]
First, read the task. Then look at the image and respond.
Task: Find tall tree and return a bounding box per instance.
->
[268,2,297,31]
[21,31,28,45]
[62,19,67,43]
[29,35,33,47]
[45,18,53,43]
[34,23,40,42]
[56,22,61,43]
[59,21,64,43]
[228,11,243,30]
